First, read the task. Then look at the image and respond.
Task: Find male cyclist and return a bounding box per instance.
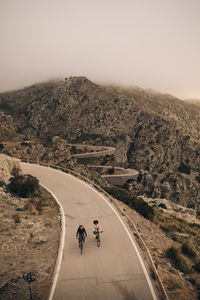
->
[76,225,87,245]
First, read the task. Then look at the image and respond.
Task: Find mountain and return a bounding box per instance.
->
[184,99,200,107]
[0,76,200,211]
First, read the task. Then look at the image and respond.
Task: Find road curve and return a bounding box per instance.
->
[20,163,157,300]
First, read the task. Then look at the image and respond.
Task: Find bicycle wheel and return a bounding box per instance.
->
[97,237,100,247]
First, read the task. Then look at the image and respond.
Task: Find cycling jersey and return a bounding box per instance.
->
[76,227,87,237]
[93,224,102,232]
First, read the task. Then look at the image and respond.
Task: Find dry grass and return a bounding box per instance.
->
[114,199,200,299]
[0,184,60,299]
[181,242,199,261]
[154,209,200,246]
[23,185,58,215]
[161,268,197,300]
[165,246,192,274]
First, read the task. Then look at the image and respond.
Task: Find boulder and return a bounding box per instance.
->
[0,154,22,184]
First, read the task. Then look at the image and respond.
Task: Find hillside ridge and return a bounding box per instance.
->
[0,76,200,211]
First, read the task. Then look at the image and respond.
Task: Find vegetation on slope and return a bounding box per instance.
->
[0,76,200,210]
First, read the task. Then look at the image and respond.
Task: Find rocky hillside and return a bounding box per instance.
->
[184,99,200,107]
[0,155,60,299]
[0,77,200,210]
[0,112,17,141]
[0,137,71,166]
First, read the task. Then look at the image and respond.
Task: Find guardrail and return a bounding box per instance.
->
[20,158,169,300]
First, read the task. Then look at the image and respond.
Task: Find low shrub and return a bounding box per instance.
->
[165,246,191,274]
[177,162,191,174]
[104,186,155,221]
[11,167,21,177]
[8,174,39,198]
[188,277,197,286]
[160,224,171,234]
[169,233,179,242]
[181,242,197,259]
[158,203,167,209]
[150,267,157,280]
[0,180,5,187]
[34,198,44,212]
[24,201,34,211]
[194,261,200,273]
[108,167,115,175]
[13,213,21,223]
[16,207,23,211]
[134,199,155,221]
[104,186,132,203]
[195,176,200,183]
[166,246,178,262]
[71,146,78,154]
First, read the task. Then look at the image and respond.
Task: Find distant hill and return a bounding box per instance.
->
[0,76,200,210]
[184,98,200,107]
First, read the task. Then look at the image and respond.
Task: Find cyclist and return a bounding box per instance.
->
[76,225,87,244]
[93,220,102,238]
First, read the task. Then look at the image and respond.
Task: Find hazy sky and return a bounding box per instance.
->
[0,0,200,99]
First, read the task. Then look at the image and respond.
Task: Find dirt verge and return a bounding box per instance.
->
[0,186,61,300]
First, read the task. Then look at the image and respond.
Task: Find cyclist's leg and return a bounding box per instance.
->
[96,232,100,246]
[78,235,82,247]
[79,234,84,244]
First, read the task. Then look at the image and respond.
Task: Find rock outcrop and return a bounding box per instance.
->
[140,196,199,224]
[0,154,22,184]
[125,169,200,212]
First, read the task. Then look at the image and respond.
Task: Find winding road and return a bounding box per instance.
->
[20,162,157,300]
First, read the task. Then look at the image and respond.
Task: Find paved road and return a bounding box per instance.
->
[102,168,139,187]
[21,163,157,300]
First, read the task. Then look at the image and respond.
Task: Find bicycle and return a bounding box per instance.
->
[94,231,103,247]
[78,234,85,254]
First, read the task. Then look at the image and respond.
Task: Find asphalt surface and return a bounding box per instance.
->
[21,163,157,300]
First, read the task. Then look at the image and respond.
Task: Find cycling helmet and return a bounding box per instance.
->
[93,220,98,225]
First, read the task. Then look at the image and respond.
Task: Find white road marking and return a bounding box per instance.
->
[40,184,66,300]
